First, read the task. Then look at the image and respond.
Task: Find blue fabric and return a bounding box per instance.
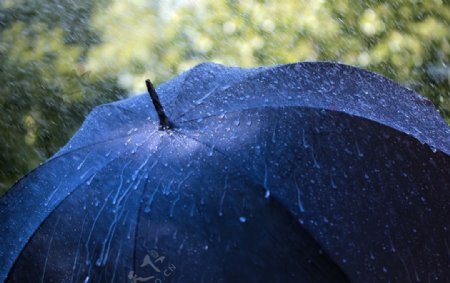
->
[1,62,449,282]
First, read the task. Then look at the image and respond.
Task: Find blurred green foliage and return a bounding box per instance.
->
[0,0,449,195]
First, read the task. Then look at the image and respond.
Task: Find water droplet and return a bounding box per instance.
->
[239,216,247,223]
[302,129,309,148]
[127,128,138,135]
[208,145,215,156]
[95,258,102,266]
[330,176,337,189]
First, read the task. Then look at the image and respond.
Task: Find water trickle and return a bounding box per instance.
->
[295,180,305,213]
[271,129,277,143]
[77,154,90,170]
[127,127,138,135]
[330,175,337,189]
[112,160,132,205]
[170,195,180,217]
[311,148,321,169]
[86,173,96,185]
[190,203,195,217]
[132,157,150,181]
[302,129,309,148]
[194,86,218,105]
[355,141,364,157]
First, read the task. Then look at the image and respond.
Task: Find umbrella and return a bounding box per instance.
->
[1,62,449,282]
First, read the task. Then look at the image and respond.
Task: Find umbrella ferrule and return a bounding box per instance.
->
[145,79,174,130]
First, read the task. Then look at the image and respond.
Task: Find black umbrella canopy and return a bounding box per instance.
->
[1,62,449,282]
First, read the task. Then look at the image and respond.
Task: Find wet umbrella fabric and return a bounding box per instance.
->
[1,62,449,282]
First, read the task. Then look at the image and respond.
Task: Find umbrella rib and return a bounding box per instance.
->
[171,86,221,121]
[172,127,279,202]
[171,128,267,191]
[175,105,306,125]
[175,105,316,126]
[45,129,157,168]
[2,132,144,199]
[173,129,231,161]
[171,128,351,280]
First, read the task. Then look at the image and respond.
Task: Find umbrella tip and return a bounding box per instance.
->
[145,79,174,130]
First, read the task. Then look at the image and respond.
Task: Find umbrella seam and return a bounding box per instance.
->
[131,155,163,275]
[175,105,450,156]
[170,66,270,121]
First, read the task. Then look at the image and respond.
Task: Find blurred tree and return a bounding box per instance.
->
[0,0,449,195]
[88,0,449,115]
[0,0,125,194]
